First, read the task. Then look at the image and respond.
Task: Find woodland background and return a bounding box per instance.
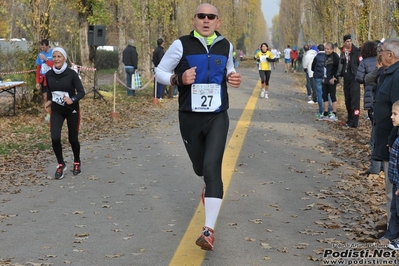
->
[0,0,268,91]
[0,0,399,97]
[1,0,398,243]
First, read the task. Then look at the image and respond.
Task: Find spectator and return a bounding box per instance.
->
[239,49,245,63]
[302,44,317,103]
[380,100,399,250]
[319,42,340,122]
[356,40,380,175]
[290,45,298,72]
[233,50,237,67]
[35,39,54,116]
[152,38,166,100]
[44,47,85,179]
[366,46,387,235]
[338,34,361,128]
[312,44,326,117]
[155,3,242,251]
[122,39,138,96]
[297,48,304,72]
[283,45,292,73]
[235,49,240,68]
[372,38,399,224]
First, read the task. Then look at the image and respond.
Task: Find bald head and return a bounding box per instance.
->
[195,3,219,16]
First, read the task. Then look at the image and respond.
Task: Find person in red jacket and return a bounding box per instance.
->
[35,39,54,112]
[290,46,298,72]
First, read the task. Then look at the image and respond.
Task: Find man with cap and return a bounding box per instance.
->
[338,34,361,128]
[290,45,298,72]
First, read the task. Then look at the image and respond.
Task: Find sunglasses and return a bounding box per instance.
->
[195,13,218,20]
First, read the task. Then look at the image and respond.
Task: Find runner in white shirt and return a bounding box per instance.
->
[283,45,292,73]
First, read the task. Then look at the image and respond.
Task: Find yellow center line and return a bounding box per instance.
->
[169,81,262,265]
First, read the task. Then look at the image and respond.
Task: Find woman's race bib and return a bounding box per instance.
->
[51,91,69,106]
[191,83,221,112]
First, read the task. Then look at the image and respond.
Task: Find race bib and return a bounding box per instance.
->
[259,55,268,63]
[51,91,69,106]
[191,84,221,112]
[41,63,51,74]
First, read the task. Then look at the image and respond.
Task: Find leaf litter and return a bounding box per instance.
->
[0,74,392,264]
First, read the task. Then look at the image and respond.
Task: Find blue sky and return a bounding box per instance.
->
[261,0,280,27]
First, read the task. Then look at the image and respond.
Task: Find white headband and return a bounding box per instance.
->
[52,47,67,60]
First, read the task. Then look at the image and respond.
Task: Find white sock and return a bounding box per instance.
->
[204,197,222,229]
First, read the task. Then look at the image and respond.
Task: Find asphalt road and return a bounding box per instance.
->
[0,65,372,266]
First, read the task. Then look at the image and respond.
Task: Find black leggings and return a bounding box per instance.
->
[179,111,229,199]
[343,79,361,127]
[258,70,271,85]
[291,59,297,69]
[322,83,337,102]
[50,103,81,165]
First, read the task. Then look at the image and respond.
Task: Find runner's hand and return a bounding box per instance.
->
[44,100,51,112]
[182,67,197,85]
[63,95,73,105]
[227,72,242,88]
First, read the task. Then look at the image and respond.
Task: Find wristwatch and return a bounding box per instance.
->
[172,74,179,86]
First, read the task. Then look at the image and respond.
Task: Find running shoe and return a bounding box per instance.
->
[73,162,81,176]
[318,115,328,121]
[388,239,399,250]
[196,226,215,251]
[55,164,67,179]
[264,93,268,99]
[260,89,265,98]
[329,114,338,122]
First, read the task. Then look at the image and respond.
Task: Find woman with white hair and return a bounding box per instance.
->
[44,47,86,179]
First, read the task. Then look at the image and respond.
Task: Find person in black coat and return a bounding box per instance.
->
[152,38,165,100]
[338,34,361,128]
[122,39,138,96]
[372,38,399,223]
[320,42,340,121]
[311,44,327,116]
[356,41,379,175]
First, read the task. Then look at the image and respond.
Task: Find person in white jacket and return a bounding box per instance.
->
[302,45,318,103]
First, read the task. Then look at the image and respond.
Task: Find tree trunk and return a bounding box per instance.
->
[139,0,152,80]
[78,13,95,91]
[116,2,126,81]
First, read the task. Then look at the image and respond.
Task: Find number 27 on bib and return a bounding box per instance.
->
[191,84,221,112]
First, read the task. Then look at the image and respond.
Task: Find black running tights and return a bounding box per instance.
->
[50,104,81,165]
[179,111,229,199]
